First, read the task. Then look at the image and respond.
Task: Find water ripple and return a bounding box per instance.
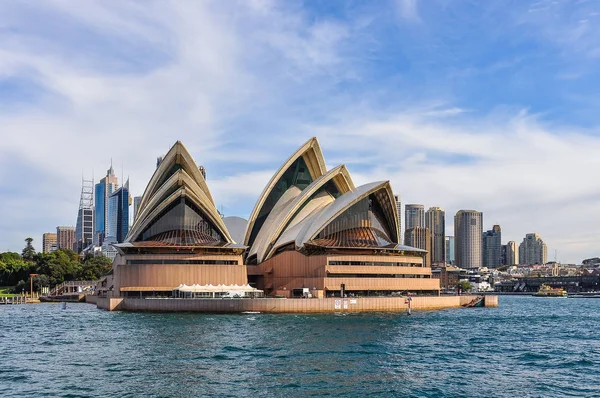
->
[1,296,599,397]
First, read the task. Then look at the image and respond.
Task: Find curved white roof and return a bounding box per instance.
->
[244,137,327,247]
[126,141,233,245]
[253,165,355,263]
[136,141,214,213]
[294,181,398,248]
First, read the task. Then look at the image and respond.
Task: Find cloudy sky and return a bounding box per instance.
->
[1,0,599,263]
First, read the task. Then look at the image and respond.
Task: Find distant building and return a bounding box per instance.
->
[425,207,445,264]
[405,227,431,267]
[482,225,502,268]
[42,233,57,253]
[156,156,164,168]
[405,204,424,233]
[519,233,547,265]
[445,236,455,265]
[133,196,142,222]
[56,226,75,251]
[394,194,401,242]
[199,165,206,180]
[505,241,518,265]
[94,164,119,246]
[75,178,94,253]
[107,180,130,243]
[454,210,483,269]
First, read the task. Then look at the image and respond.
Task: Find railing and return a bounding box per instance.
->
[47,281,97,296]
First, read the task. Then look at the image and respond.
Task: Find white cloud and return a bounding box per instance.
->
[0,0,599,265]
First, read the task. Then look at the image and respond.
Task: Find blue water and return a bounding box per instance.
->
[1,296,599,397]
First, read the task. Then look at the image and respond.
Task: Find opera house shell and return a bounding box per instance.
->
[112,141,250,297]
[245,137,440,298]
[110,138,439,299]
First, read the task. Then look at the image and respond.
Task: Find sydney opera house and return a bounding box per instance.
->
[110,138,439,299]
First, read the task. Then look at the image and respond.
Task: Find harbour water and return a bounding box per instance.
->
[1,296,599,397]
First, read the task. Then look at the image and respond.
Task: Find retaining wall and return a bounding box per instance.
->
[93,295,498,313]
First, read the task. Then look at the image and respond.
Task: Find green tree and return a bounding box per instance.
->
[0,252,32,286]
[78,254,112,280]
[456,281,473,292]
[21,238,36,262]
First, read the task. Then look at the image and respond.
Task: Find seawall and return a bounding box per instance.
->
[90,295,498,313]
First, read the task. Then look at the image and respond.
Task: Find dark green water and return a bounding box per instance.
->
[1,296,599,397]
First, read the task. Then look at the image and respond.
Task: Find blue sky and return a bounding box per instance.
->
[1,0,599,263]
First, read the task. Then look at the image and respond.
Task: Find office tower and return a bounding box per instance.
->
[454,210,483,269]
[42,233,57,253]
[482,225,502,268]
[445,236,455,265]
[404,227,431,267]
[107,179,130,243]
[199,165,207,180]
[394,194,401,242]
[405,204,424,233]
[425,207,445,264]
[56,226,75,251]
[156,156,164,168]
[505,241,518,265]
[133,196,142,222]
[519,233,547,265]
[75,178,94,253]
[94,164,119,246]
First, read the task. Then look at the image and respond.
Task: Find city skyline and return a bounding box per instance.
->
[1,1,599,263]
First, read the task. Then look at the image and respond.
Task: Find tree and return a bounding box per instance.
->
[21,238,36,262]
[456,281,473,292]
[78,254,112,280]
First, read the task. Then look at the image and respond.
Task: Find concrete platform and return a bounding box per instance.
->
[89,295,498,313]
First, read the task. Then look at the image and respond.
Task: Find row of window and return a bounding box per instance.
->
[126,259,239,265]
[328,261,423,267]
[327,274,430,278]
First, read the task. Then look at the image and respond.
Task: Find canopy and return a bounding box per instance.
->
[173,283,262,293]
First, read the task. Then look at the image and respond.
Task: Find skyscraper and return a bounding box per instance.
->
[519,233,547,265]
[482,225,502,268]
[199,165,207,180]
[133,196,142,222]
[75,178,94,253]
[94,164,119,246]
[404,227,431,267]
[454,210,483,269]
[405,204,424,232]
[425,207,445,264]
[107,179,130,243]
[445,236,455,265]
[56,226,75,251]
[42,233,57,253]
[505,241,518,265]
[394,194,401,242]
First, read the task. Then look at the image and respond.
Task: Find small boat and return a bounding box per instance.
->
[463,296,484,307]
[534,284,567,297]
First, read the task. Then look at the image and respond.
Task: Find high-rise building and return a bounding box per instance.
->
[482,225,502,268]
[505,241,518,265]
[445,236,455,265]
[454,210,483,269]
[107,179,130,243]
[199,165,206,180]
[56,226,75,251]
[42,233,57,253]
[75,178,94,253]
[94,164,119,246]
[133,196,142,222]
[425,207,445,264]
[394,194,401,242]
[404,227,431,267]
[519,233,547,265]
[405,204,424,233]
